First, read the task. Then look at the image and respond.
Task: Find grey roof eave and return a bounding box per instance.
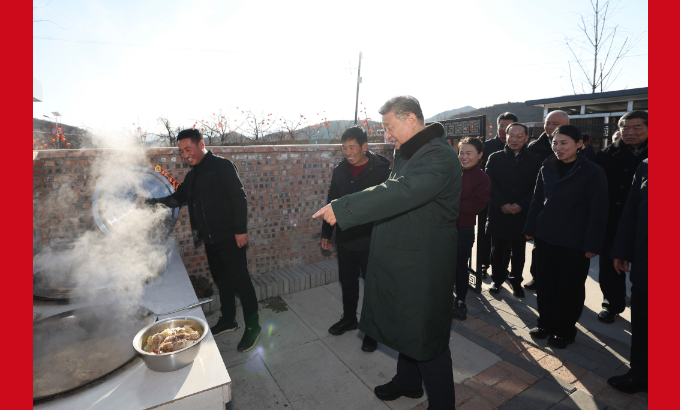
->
[525,87,648,107]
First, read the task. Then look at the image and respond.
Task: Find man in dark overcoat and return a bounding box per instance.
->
[485,123,542,297]
[478,112,519,279]
[608,159,648,394]
[313,96,461,409]
[321,126,391,352]
[594,111,648,323]
[527,110,570,162]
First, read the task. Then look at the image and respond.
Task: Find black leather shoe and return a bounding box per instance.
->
[237,324,261,352]
[488,283,501,294]
[598,308,617,324]
[547,335,575,349]
[452,300,467,320]
[523,279,537,290]
[328,316,358,336]
[509,282,525,298]
[480,266,489,279]
[374,381,424,401]
[210,318,238,337]
[529,327,550,339]
[608,373,648,394]
[361,335,377,352]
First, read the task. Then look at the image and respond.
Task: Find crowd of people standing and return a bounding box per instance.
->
[315,102,648,408]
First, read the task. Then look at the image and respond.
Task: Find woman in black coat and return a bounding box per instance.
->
[523,125,608,349]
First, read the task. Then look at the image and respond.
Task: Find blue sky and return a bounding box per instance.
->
[33,0,648,140]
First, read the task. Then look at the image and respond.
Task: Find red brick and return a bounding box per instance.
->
[553,361,588,384]
[474,362,510,386]
[496,360,539,385]
[454,383,475,407]
[463,378,507,408]
[473,324,503,339]
[573,372,608,397]
[537,354,563,372]
[493,376,531,399]
[456,395,496,410]
[488,332,527,354]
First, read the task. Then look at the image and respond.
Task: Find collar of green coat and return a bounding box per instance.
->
[399,122,445,159]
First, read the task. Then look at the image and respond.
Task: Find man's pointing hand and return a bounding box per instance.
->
[313,204,337,226]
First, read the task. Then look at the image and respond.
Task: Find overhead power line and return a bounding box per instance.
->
[33,36,252,54]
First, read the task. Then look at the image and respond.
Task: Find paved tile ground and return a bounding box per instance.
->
[210,270,647,410]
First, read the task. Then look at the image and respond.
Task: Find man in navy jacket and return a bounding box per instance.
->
[321,126,391,352]
[485,123,542,298]
[594,111,648,323]
[608,159,648,394]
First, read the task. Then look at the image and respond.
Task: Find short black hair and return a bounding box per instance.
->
[506,122,528,135]
[177,128,203,146]
[341,126,368,146]
[458,136,484,154]
[554,125,583,143]
[619,110,648,127]
[497,112,518,124]
[379,95,425,124]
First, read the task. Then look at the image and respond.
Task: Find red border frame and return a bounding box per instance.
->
[649,1,668,408]
[20,2,659,409]
[9,2,32,408]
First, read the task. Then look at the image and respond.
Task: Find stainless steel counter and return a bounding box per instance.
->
[33,246,231,410]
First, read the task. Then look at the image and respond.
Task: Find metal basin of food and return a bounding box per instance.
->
[132,316,208,372]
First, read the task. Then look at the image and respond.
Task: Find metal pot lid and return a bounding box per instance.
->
[92,166,179,245]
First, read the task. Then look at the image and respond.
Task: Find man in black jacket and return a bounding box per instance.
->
[594,111,648,323]
[528,110,570,162]
[145,129,261,353]
[524,110,570,290]
[485,123,542,298]
[608,159,648,394]
[322,126,391,352]
[478,112,519,279]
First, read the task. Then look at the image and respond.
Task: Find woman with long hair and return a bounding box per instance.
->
[523,125,608,348]
[453,137,491,320]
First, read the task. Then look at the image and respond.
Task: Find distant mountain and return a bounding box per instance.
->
[444,102,544,124]
[426,106,475,122]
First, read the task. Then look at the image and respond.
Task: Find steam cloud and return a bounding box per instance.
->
[34,140,177,307]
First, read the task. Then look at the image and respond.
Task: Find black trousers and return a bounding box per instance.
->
[630,285,648,383]
[491,236,526,286]
[455,228,475,302]
[205,237,259,327]
[337,245,369,318]
[599,236,628,314]
[477,208,492,267]
[392,347,455,410]
[534,238,590,340]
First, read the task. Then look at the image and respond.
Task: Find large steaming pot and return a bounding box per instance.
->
[92,166,179,245]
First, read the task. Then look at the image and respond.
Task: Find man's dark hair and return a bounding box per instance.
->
[341,126,368,146]
[497,112,518,124]
[554,125,583,143]
[379,95,424,124]
[458,136,484,154]
[506,122,528,135]
[177,128,203,146]
[619,110,648,127]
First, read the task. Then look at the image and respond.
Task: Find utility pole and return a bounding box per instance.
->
[353,51,362,126]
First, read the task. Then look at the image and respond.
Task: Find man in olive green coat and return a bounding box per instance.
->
[314,96,461,409]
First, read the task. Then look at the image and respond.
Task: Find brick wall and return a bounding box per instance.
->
[33,144,394,278]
